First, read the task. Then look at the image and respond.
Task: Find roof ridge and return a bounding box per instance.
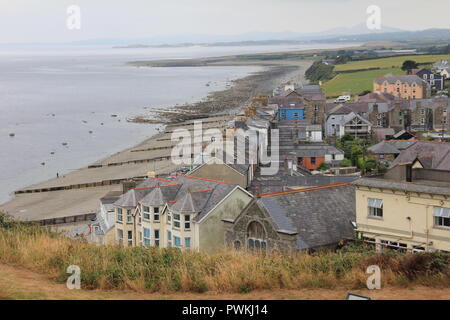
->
[180,174,236,185]
[260,182,350,198]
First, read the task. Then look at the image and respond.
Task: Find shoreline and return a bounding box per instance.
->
[0,55,311,219]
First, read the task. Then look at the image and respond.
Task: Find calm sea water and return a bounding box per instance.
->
[0,43,356,203]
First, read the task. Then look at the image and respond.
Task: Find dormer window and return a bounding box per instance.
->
[184,215,191,230]
[143,206,150,221]
[153,207,160,221]
[126,209,133,224]
[173,214,181,229]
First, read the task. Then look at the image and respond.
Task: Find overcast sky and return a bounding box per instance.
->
[0,0,448,43]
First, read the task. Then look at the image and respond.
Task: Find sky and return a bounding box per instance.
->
[0,0,449,43]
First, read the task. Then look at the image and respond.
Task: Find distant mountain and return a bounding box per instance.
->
[69,26,450,47]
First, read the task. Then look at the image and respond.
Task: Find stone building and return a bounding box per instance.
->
[223,184,356,252]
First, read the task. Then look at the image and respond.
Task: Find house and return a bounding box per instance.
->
[373,74,430,99]
[90,191,122,245]
[286,144,345,171]
[188,156,252,189]
[372,128,395,142]
[390,140,450,170]
[270,88,326,124]
[223,183,356,252]
[367,140,416,164]
[353,164,450,253]
[433,60,450,79]
[325,111,372,139]
[412,68,444,91]
[108,175,254,252]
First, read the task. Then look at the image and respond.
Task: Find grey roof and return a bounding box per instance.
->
[353,177,450,197]
[374,74,426,85]
[390,141,450,170]
[114,175,239,222]
[368,141,401,155]
[285,144,344,157]
[258,184,356,249]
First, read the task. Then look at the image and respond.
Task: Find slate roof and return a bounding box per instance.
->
[368,141,402,154]
[358,92,397,103]
[353,177,450,197]
[390,141,450,170]
[284,144,344,157]
[114,175,240,223]
[374,74,427,85]
[258,184,356,249]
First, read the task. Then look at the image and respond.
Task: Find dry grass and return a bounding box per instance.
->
[0,216,449,293]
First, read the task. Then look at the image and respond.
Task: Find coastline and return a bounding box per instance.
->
[0,55,312,220]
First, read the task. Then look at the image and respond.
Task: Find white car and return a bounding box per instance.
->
[334,95,351,103]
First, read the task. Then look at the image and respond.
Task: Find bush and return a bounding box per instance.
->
[340,158,352,167]
[317,163,330,171]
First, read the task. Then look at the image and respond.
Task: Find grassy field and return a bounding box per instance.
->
[323,54,450,97]
[333,54,450,72]
[323,68,402,97]
[0,216,449,295]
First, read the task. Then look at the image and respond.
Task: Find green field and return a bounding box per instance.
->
[334,54,450,72]
[323,54,450,97]
[323,67,402,97]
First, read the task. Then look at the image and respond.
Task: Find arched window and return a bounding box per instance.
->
[247,221,267,250]
[234,240,241,250]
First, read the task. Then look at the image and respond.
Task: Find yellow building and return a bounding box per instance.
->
[353,164,450,253]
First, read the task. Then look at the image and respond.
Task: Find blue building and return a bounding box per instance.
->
[278,108,305,120]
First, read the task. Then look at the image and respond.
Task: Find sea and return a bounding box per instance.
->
[0,42,356,203]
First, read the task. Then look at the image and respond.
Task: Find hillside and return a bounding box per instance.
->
[0,216,449,298]
[323,54,450,97]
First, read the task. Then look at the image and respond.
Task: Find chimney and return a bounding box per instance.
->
[122,180,137,194]
[406,164,412,182]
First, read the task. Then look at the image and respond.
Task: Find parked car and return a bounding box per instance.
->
[334,95,351,103]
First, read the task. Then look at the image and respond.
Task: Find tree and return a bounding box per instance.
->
[340,158,352,167]
[401,60,418,74]
[317,163,330,171]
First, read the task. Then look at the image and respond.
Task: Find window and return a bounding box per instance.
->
[127,231,133,247]
[117,229,123,245]
[167,231,172,247]
[421,109,425,115]
[143,206,150,221]
[313,105,319,111]
[184,215,191,230]
[293,112,299,118]
[433,207,450,227]
[154,230,160,247]
[174,214,181,229]
[153,207,160,221]
[174,236,181,247]
[368,198,383,218]
[380,240,407,252]
[127,209,133,224]
[143,228,151,247]
[117,208,123,223]
[167,212,171,224]
[247,221,267,250]
[185,237,191,249]
[311,157,316,165]
[234,240,241,250]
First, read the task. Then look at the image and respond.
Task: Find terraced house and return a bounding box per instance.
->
[93,175,254,252]
[373,74,430,100]
[353,142,450,253]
